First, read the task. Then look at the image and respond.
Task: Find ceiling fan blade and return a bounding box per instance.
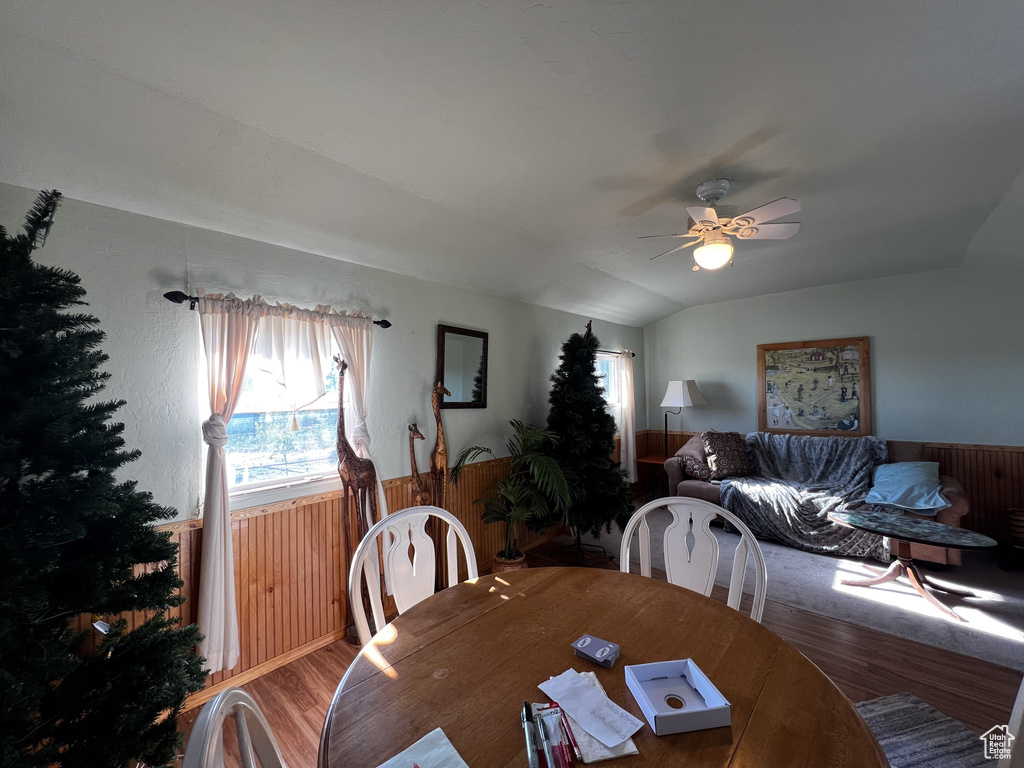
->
[735,222,801,240]
[650,240,699,260]
[732,197,800,225]
[638,233,692,239]
[685,206,720,226]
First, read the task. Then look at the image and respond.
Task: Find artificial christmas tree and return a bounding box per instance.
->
[0,191,207,768]
[544,323,633,559]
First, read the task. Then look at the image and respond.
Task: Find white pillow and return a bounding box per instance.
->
[865,462,949,514]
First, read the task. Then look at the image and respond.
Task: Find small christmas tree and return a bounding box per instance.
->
[544,323,633,557]
[0,191,207,768]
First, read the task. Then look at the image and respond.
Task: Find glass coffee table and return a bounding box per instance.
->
[829,510,997,621]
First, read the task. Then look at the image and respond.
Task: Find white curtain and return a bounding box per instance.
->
[617,350,638,482]
[194,292,382,672]
[196,291,261,673]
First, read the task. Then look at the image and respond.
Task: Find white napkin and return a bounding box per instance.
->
[540,670,641,762]
[374,727,469,768]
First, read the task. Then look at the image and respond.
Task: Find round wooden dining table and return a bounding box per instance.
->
[319,567,887,768]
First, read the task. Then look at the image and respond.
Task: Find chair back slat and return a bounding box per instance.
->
[620,497,768,623]
[385,515,436,614]
[445,522,459,587]
[662,501,719,596]
[350,506,479,645]
[639,516,652,577]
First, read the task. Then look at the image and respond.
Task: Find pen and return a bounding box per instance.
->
[536,713,556,768]
[559,716,581,764]
[522,702,540,768]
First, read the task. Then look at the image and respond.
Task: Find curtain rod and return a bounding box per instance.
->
[598,348,635,358]
[162,291,392,328]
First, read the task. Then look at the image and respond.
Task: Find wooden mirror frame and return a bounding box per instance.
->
[436,324,488,409]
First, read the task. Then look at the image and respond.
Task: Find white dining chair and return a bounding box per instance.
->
[620,497,768,622]
[349,505,479,645]
[1001,672,1024,768]
[182,687,286,768]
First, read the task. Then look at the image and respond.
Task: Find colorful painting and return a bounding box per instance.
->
[757,337,872,437]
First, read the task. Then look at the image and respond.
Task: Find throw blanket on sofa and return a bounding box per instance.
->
[720,433,891,562]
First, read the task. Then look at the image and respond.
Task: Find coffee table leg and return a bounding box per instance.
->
[841,559,905,587]
[906,563,962,621]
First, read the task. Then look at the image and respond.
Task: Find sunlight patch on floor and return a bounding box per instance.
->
[830,560,1024,643]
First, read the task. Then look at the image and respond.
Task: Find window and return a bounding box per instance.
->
[596,353,620,410]
[224,353,340,491]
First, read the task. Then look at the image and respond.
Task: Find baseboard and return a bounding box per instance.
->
[183,627,350,712]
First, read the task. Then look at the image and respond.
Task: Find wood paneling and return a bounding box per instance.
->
[382,456,555,574]
[924,443,1024,540]
[79,456,553,711]
[636,429,1024,540]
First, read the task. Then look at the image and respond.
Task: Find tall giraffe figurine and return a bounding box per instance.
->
[430,381,452,510]
[334,356,379,546]
[407,423,429,506]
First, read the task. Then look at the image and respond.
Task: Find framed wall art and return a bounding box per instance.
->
[757,337,871,437]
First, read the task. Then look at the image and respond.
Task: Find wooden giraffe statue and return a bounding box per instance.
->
[408,423,429,506]
[334,356,379,545]
[430,381,451,510]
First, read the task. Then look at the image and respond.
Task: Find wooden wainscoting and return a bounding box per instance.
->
[637,429,1024,540]
[124,454,560,710]
[923,443,1024,540]
[381,456,554,574]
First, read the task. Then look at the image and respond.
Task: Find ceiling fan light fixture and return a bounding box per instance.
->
[693,235,734,270]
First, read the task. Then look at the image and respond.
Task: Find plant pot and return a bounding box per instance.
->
[493,552,528,572]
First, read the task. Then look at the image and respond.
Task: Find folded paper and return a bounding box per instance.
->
[539,669,643,748]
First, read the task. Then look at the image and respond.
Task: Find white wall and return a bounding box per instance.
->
[1,184,645,522]
[645,267,1024,446]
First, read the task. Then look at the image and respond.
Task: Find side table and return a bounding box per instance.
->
[635,454,670,499]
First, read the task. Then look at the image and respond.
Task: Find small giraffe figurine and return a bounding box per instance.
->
[408,423,429,506]
[430,381,452,510]
[333,356,379,546]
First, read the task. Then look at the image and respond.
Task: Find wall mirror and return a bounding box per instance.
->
[436,324,488,409]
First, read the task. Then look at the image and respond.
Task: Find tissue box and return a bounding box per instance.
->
[624,659,731,735]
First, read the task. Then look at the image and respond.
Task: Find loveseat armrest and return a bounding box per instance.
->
[935,476,969,529]
[665,455,686,493]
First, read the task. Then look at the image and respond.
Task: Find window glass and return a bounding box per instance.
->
[225,354,339,490]
[596,355,619,407]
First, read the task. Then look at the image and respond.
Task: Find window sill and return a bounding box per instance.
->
[228,474,343,513]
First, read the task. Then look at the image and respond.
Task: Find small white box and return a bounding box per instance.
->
[624,659,731,736]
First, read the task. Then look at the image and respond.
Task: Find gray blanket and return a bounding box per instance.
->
[720,433,892,561]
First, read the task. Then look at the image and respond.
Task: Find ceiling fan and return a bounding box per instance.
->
[641,179,801,271]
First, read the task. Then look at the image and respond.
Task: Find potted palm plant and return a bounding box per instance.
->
[451,419,573,570]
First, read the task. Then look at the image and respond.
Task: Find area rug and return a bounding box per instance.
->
[569,509,1024,671]
[855,693,989,767]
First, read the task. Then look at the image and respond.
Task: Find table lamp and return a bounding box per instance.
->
[661,380,706,456]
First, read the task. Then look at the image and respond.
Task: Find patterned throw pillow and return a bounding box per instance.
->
[683,455,714,482]
[701,431,752,480]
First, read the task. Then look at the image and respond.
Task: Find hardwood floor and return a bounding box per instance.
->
[176,538,1022,765]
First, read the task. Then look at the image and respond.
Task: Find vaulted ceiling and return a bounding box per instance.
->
[2,0,1022,325]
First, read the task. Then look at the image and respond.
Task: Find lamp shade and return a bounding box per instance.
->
[661,380,706,408]
[693,240,734,270]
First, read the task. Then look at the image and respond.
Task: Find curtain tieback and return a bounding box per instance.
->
[352,420,371,454]
[202,414,229,448]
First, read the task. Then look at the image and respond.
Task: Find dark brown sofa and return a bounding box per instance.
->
[664,437,969,565]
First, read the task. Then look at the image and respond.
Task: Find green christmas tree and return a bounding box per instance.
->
[544,324,633,556]
[0,191,207,768]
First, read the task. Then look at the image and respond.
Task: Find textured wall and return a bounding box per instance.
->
[645,267,1024,445]
[1,183,645,521]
